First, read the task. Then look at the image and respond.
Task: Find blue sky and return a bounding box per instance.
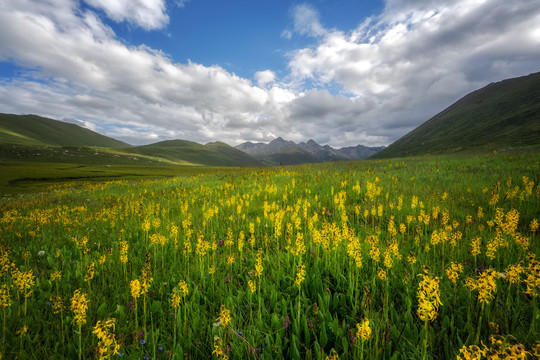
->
[106,1,384,78]
[0,0,539,146]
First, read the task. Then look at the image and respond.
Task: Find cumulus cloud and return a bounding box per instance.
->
[83,0,169,30]
[0,0,299,145]
[254,70,276,88]
[286,0,540,145]
[0,0,539,148]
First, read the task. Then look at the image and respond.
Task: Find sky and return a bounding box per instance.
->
[0,0,539,147]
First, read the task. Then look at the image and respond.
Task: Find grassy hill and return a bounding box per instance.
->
[372,71,540,158]
[0,114,263,167]
[0,113,128,147]
[124,140,263,167]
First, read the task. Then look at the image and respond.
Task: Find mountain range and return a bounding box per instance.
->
[0,113,381,167]
[1,71,539,166]
[236,138,384,165]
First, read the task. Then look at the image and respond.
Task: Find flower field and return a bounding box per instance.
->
[0,151,539,359]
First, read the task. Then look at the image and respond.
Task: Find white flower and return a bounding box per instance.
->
[38,250,45,256]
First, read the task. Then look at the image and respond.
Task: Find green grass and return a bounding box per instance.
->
[373,72,540,158]
[0,150,538,359]
[0,161,237,195]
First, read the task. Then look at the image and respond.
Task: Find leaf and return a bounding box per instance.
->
[97,302,107,318]
[319,322,328,349]
[151,300,162,316]
[303,317,311,345]
[341,336,349,353]
[291,334,301,360]
[313,341,322,360]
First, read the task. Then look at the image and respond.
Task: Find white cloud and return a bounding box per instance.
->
[175,0,189,8]
[0,0,300,145]
[281,30,292,40]
[83,0,169,30]
[285,0,540,145]
[0,0,539,148]
[254,70,276,88]
[291,4,327,38]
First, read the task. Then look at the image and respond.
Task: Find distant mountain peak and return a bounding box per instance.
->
[235,137,384,165]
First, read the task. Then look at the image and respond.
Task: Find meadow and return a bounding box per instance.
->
[0,150,539,359]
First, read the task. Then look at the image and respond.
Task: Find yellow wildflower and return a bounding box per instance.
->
[417,274,442,322]
[49,295,64,314]
[255,250,264,277]
[248,280,256,294]
[0,285,11,308]
[377,268,387,281]
[93,318,120,360]
[218,305,231,327]
[130,279,141,300]
[50,271,62,282]
[213,336,229,360]
[178,280,189,297]
[445,262,464,285]
[530,218,539,232]
[84,261,95,282]
[16,325,28,336]
[70,289,89,326]
[170,293,181,309]
[294,264,306,287]
[356,318,371,341]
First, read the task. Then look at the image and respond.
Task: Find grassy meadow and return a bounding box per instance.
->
[0,150,539,359]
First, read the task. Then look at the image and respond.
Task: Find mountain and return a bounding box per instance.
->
[0,114,262,167]
[236,137,318,165]
[235,137,384,165]
[297,140,385,161]
[0,113,128,148]
[371,71,540,159]
[336,145,386,159]
[123,140,263,167]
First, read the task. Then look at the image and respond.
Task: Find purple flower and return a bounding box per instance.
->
[140,339,146,345]
[283,315,291,329]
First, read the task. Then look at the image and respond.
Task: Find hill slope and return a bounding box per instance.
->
[0,113,128,148]
[125,140,263,167]
[372,71,540,158]
[0,114,263,167]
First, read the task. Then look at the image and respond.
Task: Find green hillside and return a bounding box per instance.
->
[125,140,263,167]
[372,71,540,158]
[0,114,263,167]
[0,113,128,147]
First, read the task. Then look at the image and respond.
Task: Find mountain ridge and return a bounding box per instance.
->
[0,113,129,148]
[371,71,540,158]
[235,137,384,165]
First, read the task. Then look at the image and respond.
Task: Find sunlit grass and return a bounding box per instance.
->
[0,150,538,359]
